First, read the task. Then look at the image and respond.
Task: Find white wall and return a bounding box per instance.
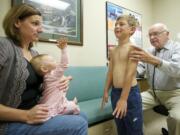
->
[0,0,11,36]
[152,0,180,41]
[0,0,153,66]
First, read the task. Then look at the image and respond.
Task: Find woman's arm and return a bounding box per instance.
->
[0,104,49,124]
[0,104,27,122]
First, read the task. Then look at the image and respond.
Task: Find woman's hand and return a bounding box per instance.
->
[26,104,49,124]
[112,99,127,119]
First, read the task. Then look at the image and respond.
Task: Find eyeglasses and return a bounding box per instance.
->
[148,30,167,37]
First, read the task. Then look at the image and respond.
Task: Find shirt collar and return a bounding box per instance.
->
[154,40,171,52]
[163,40,172,50]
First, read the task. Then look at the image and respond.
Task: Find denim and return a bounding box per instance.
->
[5,113,88,135]
[111,85,143,135]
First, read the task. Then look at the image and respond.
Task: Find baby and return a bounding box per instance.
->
[30,38,80,118]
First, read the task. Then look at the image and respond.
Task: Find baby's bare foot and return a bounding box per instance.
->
[73,106,80,114]
[73,97,78,104]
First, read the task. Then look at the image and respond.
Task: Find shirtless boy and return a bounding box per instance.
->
[102,15,143,135]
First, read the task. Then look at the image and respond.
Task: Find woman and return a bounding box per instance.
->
[0,4,88,135]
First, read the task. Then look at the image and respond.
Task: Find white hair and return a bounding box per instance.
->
[150,23,169,32]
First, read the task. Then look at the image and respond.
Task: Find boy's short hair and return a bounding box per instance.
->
[116,14,139,28]
[30,54,48,75]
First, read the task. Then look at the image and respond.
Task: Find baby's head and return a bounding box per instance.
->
[30,54,57,76]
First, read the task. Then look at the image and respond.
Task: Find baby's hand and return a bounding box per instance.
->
[57,37,68,49]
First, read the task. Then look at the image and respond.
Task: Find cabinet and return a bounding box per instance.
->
[137,78,149,92]
[88,119,117,135]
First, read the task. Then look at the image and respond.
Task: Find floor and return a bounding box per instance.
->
[144,109,167,135]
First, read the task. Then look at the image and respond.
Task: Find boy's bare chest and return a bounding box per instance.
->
[113,48,129,61]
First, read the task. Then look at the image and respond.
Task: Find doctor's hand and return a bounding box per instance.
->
[129,46,159,65]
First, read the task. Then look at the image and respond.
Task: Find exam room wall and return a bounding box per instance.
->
[152,0,180,42]
[0,0,153,66]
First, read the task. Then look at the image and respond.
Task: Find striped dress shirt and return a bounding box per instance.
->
[137,40,180,90]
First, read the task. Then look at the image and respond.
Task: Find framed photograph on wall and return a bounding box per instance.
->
[106,2,142,59]
[12,0,83,46]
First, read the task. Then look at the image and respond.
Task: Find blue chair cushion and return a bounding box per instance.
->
[79,97,113,126]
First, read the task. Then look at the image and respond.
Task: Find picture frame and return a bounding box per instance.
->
[106,2,142,59]
[12,0,83,46]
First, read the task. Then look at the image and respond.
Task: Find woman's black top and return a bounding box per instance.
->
[18,59,43,109]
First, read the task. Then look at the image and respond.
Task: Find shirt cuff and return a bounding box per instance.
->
[158,59,170,70]
[155,58,163,68]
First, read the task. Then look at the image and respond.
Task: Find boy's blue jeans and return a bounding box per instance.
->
[111,85,143,135]
[5,113,88,135]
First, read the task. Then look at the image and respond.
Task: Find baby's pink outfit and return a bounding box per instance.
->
[39,48,80,118]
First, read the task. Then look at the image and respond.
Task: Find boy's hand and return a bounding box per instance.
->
[101,90,109,111]
[112,99,127,119]
[57,37,67,49]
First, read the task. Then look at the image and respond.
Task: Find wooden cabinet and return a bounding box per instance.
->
[88,119,117,135]
[137,78,149,92]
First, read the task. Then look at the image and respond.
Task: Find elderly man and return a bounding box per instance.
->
[130,23,180,135]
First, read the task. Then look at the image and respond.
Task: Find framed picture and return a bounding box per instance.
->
[106,2,142,59]
[12,0,83,46]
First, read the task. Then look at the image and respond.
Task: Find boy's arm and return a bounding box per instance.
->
[104,59,113,93]
[104,48,114,93]
[101,57,113,110]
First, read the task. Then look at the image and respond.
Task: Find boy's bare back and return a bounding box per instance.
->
[111,43,137,88]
